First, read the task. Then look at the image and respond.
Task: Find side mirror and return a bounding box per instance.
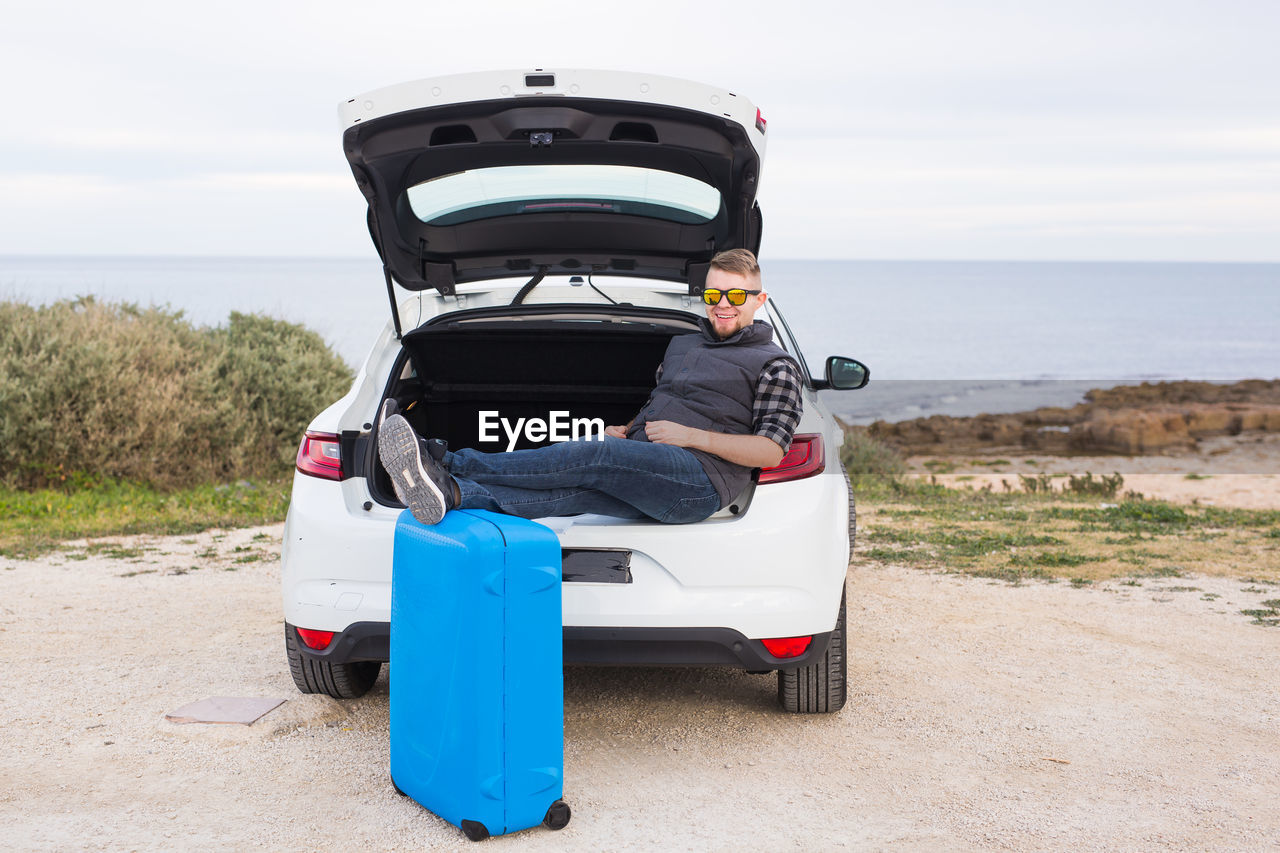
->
[824,356,869,390]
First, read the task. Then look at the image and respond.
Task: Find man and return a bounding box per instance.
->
[378,248,802,526]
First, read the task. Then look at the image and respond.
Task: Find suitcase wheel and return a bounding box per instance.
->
[543,800,571,831]
[460,820,490,842]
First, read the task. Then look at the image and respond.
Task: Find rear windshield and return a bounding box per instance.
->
[406,165,722,226]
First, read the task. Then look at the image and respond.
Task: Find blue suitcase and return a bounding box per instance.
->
[390,509,571,841]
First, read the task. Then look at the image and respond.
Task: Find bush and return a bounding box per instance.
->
[0,298,352,490]
[840,428,907,487]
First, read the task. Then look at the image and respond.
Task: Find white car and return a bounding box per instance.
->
[282,69,868,713]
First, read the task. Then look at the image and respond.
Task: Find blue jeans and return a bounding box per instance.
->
[445,436,721,523]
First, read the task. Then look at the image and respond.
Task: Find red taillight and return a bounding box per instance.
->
[757,433,824,485]
[296,432,342,480]
[755,108,767,133]
[761,636,812,659]
[296,628,335,650]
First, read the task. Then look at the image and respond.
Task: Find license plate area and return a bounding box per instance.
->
[561,549,632,584]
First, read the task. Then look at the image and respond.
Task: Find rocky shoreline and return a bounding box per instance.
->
[857,379,1280,456]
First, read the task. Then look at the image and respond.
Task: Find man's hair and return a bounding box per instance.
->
[709,248,762,282]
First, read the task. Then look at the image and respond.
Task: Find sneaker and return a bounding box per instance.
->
[378,414,456,525]
[377,397,400,429]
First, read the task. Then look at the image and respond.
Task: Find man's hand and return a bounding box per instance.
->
[643,420,698,447]
[645,420,785,468]
[604,424,629,439]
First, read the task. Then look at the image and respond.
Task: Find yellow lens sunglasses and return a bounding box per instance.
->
[701,288,761,306]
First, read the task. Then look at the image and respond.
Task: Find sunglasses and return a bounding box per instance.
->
[702,288,761,306]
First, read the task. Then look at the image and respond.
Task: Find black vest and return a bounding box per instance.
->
[628,318,798,507]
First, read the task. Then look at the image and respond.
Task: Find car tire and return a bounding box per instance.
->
[285,625,382,699]
[844,465,857,547]
[777,590,847,714]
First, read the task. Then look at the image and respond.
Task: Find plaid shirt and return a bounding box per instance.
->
[654,356,803,452]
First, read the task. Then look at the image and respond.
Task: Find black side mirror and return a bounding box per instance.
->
[823,356,869,390]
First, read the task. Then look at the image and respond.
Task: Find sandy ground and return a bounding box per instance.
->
[2,511,1278,851]
[911,433,1280,510]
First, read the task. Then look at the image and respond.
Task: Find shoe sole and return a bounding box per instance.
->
[377,398,397,430]
[378,416,446,525]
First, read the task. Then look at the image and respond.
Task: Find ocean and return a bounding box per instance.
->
[3,256,1277,424]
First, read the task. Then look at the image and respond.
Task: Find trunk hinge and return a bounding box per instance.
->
[383,265,402,340]
[685,261,710,296]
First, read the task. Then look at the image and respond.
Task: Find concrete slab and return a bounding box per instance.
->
[164,696,286,726]
[155,695,349,744]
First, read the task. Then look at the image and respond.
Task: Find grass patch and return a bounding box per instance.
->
[968,566,1054,585]
[0,479,290,559]
[118,569,157,578]
[1131,565,1186,579]
[1240,608,1280,627]
[1010,552,1101,568]
[851,453,1280,584]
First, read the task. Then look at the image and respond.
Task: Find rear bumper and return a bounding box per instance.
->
[291,621,832,671]
[289,621,388,663]
[284,466,850,640]
[564,625,833,671]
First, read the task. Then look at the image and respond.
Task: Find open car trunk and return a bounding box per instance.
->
[370,306,701,504]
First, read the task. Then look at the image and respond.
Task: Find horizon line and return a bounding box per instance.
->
[1,253,1278,265]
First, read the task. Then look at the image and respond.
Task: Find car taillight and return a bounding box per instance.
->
[761,636,812,659]
[755,108,767,133]
[296,432,343,481]
[757,433,824,485]
[296,628,335,650]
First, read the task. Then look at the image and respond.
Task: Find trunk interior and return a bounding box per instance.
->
[370,311,699,503]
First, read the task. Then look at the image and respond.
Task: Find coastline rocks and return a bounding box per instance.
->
[861,380,1280,456]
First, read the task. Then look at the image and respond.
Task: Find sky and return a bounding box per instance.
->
[1,0,1277,262]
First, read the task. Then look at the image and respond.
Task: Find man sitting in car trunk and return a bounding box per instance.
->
[378,248,802,525]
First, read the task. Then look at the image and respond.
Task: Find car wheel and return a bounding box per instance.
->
[285,625,382,699]
[777,590,847,714]
[844,465,857,547]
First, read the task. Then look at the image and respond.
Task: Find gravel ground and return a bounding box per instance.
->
[2,523,1278,851]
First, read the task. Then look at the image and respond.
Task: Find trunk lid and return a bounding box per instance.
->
[340,69,766,296]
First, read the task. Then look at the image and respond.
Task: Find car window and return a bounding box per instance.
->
[406,165,722,226]
[767,303,815,385]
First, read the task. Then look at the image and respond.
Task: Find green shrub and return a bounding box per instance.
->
[840,429,907,487]
[1065,472,1124,497]
[209,312,356,472]
[0,298,352,490]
